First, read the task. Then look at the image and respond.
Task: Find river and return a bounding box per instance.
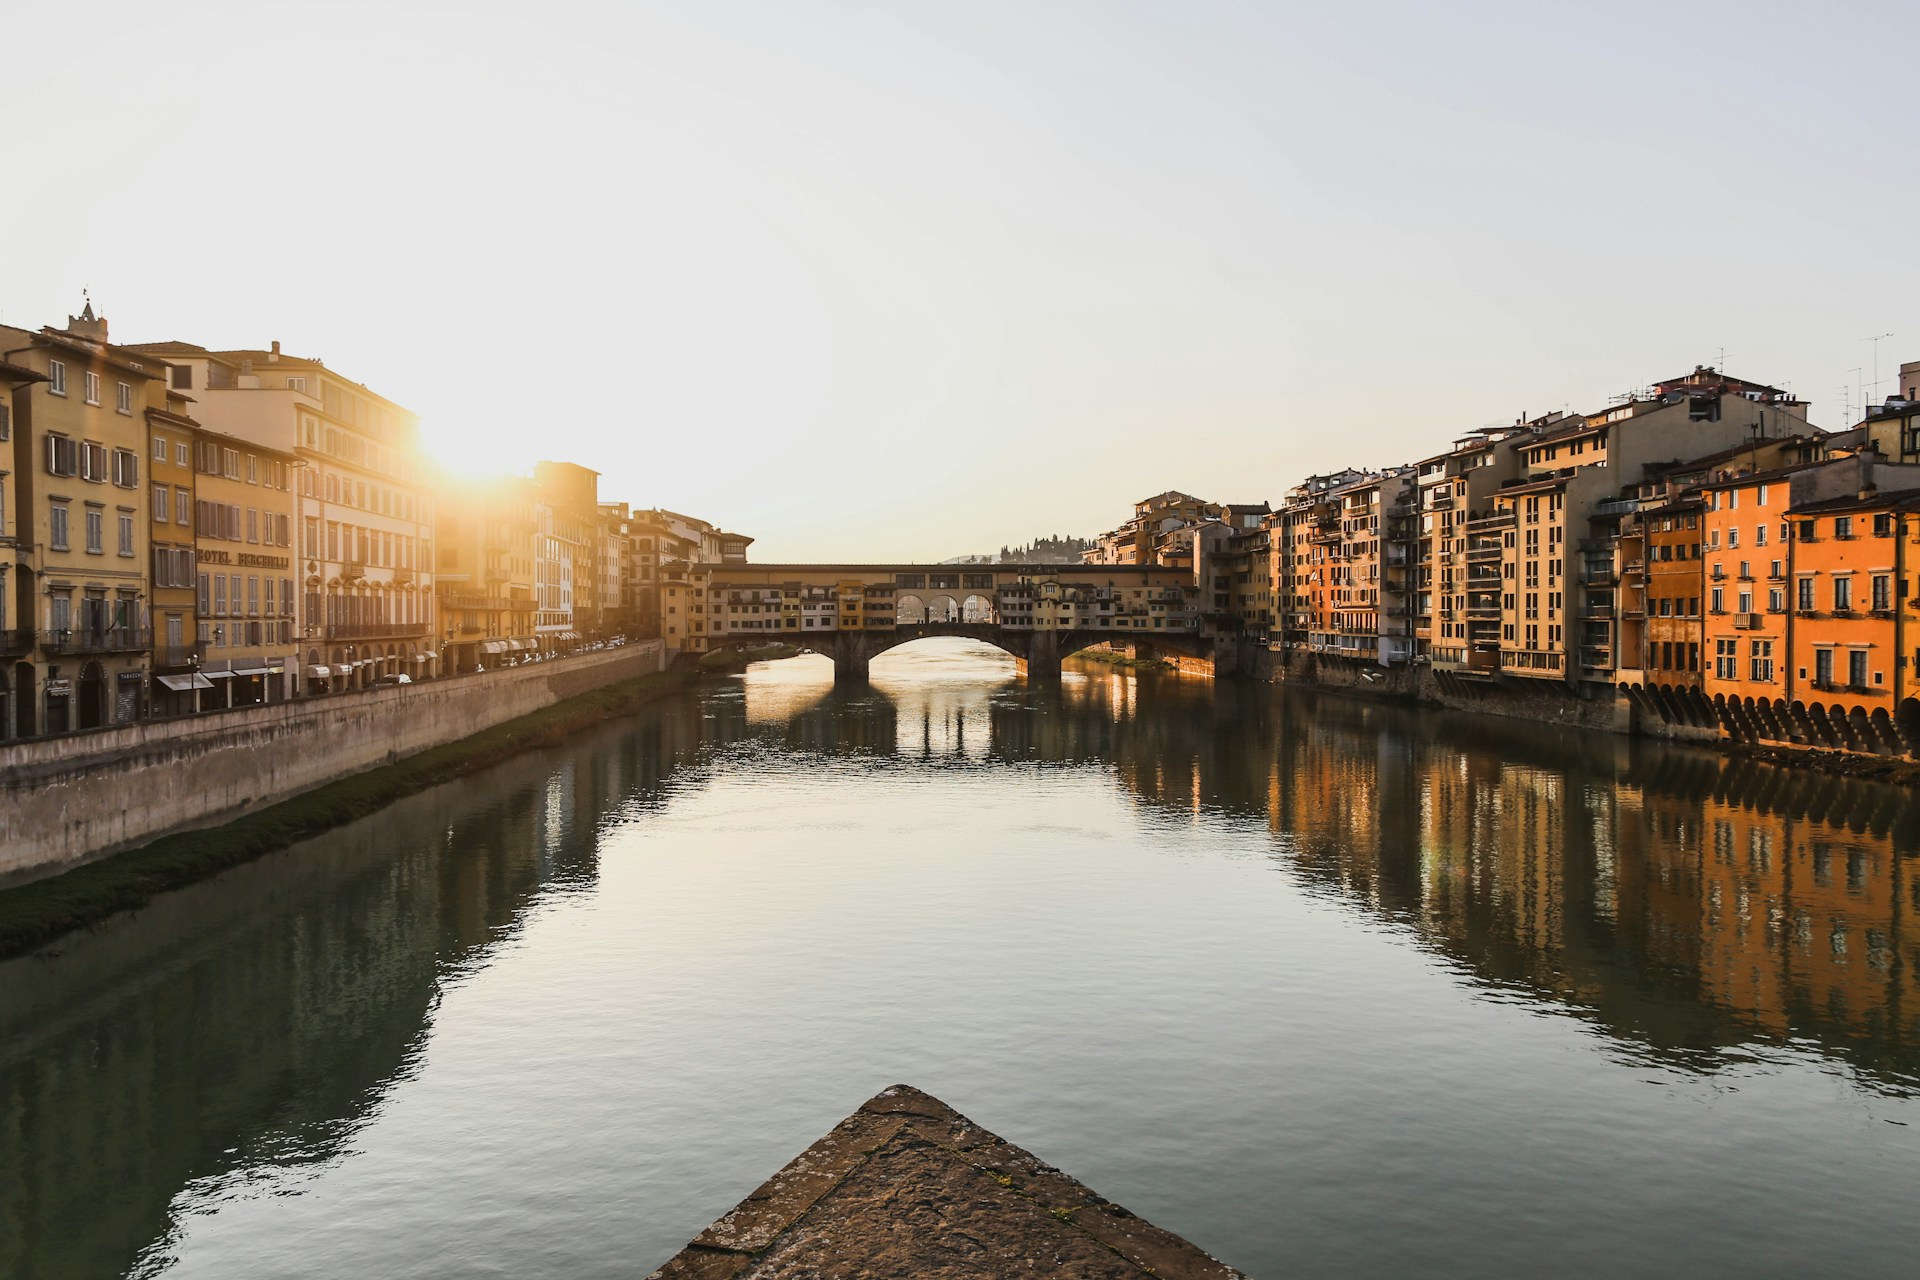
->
[2,638,1917,1278]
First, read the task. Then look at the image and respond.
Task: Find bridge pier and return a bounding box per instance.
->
[832,632,870,683]
[1024,630,1062,682]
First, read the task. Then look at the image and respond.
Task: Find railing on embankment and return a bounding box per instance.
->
[0,642,665,886]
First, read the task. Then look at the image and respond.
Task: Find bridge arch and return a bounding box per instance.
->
[961,594,994,623]
[895,594,929,624]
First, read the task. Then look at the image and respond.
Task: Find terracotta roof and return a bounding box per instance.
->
[1787,488,1920,516]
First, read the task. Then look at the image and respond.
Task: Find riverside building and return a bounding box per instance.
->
[125,340,438,691]
[188,426,299,706]
[435,476,538,672]
[2,304,164,736]
[1488,368,1813,686]
[146,390,204,715]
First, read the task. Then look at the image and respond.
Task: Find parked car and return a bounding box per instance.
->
[372,673,413,687]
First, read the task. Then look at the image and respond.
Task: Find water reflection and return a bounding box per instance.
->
[724,651,1919,1089]
[0,702,708,1280]
[1,642,1916,1279]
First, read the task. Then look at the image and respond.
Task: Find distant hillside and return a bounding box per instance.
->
[997,535,1092,563]
[941,536,1093,564]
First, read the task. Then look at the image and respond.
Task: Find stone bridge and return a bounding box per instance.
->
[685,563,1212,681]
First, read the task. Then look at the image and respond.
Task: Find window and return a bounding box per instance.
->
[1797,577,1815,611]
[1727,527,1739,549]
[1834,577,1853,612]
[176,489,190,526]
[198,573,210,612]
[1849,649,1869,690]
[152,435,167,460]
[213,574,226,615]
[1768,587,1784,613]
[246,456,257,484]
[44,434,78,476]
[118,513,133,556]
[81,441,108,482]
[116,381,132,414]
[84,371,100,405]
[1836,516,1853,539]
[112,448,138,487]
[1711,586,1725,613]
[152,484,168,520]
[222,447,240,479]
[48,360,67,395]
[85,508,103,553]
[49,502,69,550]
[1749,640,1774,683]
[170,364,192,390]
[1755,525,1768,547]
[1715,638,1737,680]
[1873,513,1894,537]
[1756,486,1768,507]
[288,376,307,393]
[176,441,189,468]
[1873,575,1891,611]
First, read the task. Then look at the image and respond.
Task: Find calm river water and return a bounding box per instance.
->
[4,639,1919,1279]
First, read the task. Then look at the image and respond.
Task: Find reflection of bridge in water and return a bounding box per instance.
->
[689,563,1219,680]
[723,660,1920,1091]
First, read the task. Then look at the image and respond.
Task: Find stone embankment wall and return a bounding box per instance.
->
[0,643,665,885]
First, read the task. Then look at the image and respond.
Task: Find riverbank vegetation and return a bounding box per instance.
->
[0,667,695,960]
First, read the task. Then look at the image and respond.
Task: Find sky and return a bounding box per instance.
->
[3,0,1914,561]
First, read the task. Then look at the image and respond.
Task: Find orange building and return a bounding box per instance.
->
[1786,489,1919,720]
[1700,454,1920,748]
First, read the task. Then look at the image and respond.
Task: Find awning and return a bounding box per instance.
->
[232,664,272,677]
[506,639,527,652]
[308,665,332,678]
[418,650,438,660]
[480,640,509,655]
[204,669,236,680]
[157,673,215,692]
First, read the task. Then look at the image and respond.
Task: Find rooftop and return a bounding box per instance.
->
[647,1084,1241,1279]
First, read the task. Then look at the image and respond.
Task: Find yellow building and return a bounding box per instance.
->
[146,392,204,715]
[1,358,49,737]
[124,340,439,690]
[1,304,165,734]
[435,476,537,672]
[190,425,299,706]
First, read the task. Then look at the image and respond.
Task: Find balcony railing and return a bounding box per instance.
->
[153,643,204,671]
[325,622,425,641]
[1731,613,1763,630]
[41,627,152,655]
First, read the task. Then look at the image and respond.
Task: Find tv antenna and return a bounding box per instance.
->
[1864,332,1895,406]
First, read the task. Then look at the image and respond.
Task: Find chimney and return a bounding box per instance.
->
[269,340,280,362]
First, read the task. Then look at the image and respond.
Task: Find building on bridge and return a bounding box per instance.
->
[672,563,1213,680]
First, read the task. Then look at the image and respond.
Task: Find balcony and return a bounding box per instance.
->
[342,560,367,580]
[41,627,152,655]
[325,622,425,641]
[1585,600,1614,619]
[153,643,204,671]
[1466,543,1503,562]
[1731,613,1763,630]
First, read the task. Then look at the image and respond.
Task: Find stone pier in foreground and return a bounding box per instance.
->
[647,1084,1244,1279]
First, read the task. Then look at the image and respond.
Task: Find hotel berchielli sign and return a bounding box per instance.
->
[198,549,290,569]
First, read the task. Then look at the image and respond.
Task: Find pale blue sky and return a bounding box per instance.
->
[3,1,1912,559]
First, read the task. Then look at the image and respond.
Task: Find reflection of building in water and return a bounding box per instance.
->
[0,696,708,1280]
[986,666,1918,1089]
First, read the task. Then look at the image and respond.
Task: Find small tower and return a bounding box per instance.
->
[66,291,108,342]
